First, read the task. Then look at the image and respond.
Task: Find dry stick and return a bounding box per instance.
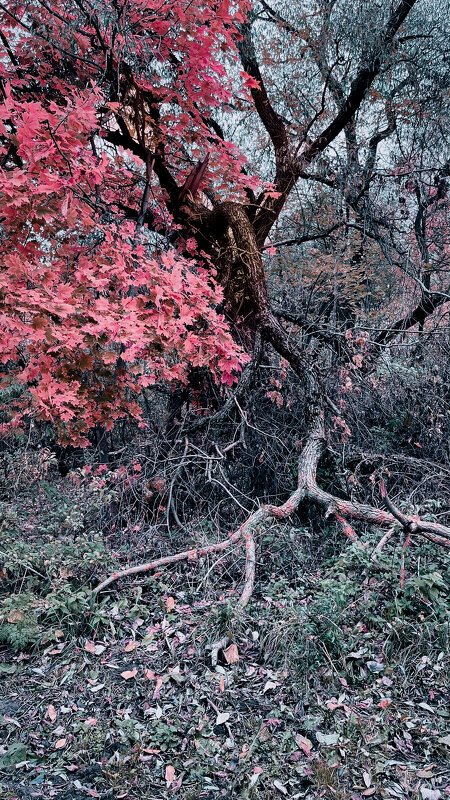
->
[333,511,360,544]
[238,527,256,608]
[372,526,396,559]
[166,437,188,534]
[399,531,411,590]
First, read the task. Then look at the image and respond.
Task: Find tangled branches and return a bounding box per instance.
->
[93,406,450,606]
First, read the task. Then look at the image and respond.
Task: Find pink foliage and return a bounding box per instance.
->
[0,0,253,444]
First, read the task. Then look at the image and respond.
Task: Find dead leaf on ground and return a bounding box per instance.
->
[420,789,442,800]
[166,596,175,613]
[124,640,140,652]
[165,764,175,786]
[223,643,239,664]
[263,680,278,693]
[363,771,372,788]
[216,712,230,725]
[84,640,105,655]
[54,738,66,749]
[7,609,24,623]
[296,734,313,755]
[120,669,138,680]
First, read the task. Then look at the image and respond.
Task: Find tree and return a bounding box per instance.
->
[1,0,449,600]
[0,0,252,444]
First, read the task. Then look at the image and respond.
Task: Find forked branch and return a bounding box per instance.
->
[93,409,450,606]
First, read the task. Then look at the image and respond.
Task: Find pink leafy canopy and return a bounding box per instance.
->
[0,0,253,445]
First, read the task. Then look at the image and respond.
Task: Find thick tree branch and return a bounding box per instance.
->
[103,120,179,204]
[94,406,450,604]
[375,290,447,346]
[252,0,418,245]
[237,20,289,168]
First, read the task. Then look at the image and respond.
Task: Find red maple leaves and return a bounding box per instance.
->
[0,0,254,443]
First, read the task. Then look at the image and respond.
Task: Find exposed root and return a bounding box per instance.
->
[93,409,450,603]
[93,530,242,595]
[380,479,450,546]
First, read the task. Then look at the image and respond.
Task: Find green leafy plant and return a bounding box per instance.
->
[0,508,114,649]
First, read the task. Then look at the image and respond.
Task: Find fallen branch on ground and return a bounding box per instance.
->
[93,410,450,605]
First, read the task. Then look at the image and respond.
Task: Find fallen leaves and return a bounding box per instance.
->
[420,789,442,800]
[1,541,448,800]
[120,669,138,680]
[316,731,339,746]
[165,596,175,613]
[363,771,372,788]
[296,734,313,755]
[54,738,66,749]
[165,764,175,786]
[215,711,230,726]
[124,640,140,652]
[84,640,106,655]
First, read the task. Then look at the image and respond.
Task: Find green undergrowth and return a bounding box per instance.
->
[0,502,115,649]
[0,488,449,799]
[250,533,449,681]
[1,488,449,683]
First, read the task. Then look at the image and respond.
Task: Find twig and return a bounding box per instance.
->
[333,511,360,544]
[238,527,256,608]
[399,531,411,590]
[371,526,396,558]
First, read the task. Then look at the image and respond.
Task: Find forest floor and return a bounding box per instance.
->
[0,476,449,800]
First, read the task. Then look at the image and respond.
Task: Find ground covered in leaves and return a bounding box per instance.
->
[0,476,449,800]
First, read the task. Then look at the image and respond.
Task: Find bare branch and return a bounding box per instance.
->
[93,408,450,602]
[252,0,418,244]
[237,20,289,167]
